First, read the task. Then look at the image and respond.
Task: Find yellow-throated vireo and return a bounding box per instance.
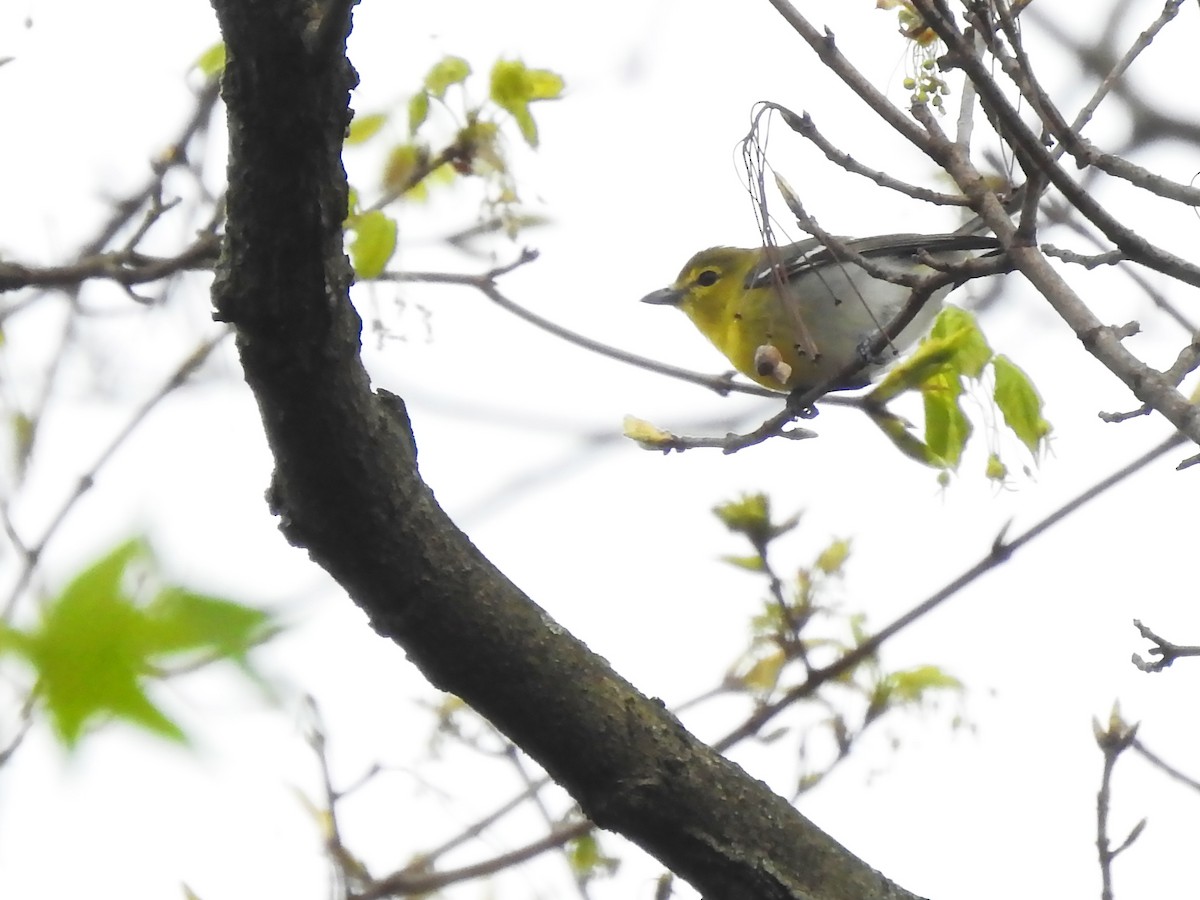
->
[641,233,1000,393]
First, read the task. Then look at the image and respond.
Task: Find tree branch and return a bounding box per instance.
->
[207,3,921,900]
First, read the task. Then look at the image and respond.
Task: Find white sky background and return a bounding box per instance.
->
[1,1,1199,899]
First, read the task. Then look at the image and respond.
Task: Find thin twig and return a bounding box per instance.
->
[0,330,231,620]
[356,820,591,900]
[764,104,971,206]
[1130,736,1200,793]
[380,255,785,400]
[1131,619,1200,672]
[81,79,221,258]
[715,429,1188,751]
[1094,710,1143,900]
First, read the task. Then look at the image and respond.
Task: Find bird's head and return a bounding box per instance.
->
[639,246,757,329]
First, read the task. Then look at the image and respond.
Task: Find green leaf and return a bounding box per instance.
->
[713,494,770,538]
[882,664,962,703]
[740,648,786,695]
[194,42,226,79]
[7,539,281,750]
[922,371,971,466]
[20,540,184,748]
[796,771,825,794]
[408,92,430,135]
[348,210,398,279]
[567,833,618,879]
[568,833,600,877]
[930,306,992,378]
[814,538,851,575]
[848,612,870,647]
[424,55,471,98]
[622,414,675,450]
[12,411,33,476]
[867,336,959,404]
[0,621,25,656]
[713,493,797,545]
[489,59,564,147]
[346,112,388,146]
[720,554,766,573]
[382,142,430,197]
[985,452,1008,482]
[993,355,1051,456]
[866,406,946,468]
[145,588,274,664]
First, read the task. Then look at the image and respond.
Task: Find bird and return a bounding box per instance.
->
[640,233,1001,394]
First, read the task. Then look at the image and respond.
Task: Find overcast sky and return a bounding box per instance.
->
[1,2,1198,899]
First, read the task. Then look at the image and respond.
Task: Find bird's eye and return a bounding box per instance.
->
[695,270,720,287]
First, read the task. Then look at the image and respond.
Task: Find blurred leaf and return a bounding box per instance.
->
[382,143,428,195]
[985,453,1007,482]
[0,621,24,655]
[456,118,502,175]
[17,540,183,747]
[145,588,273,664]
[408,92,430,135]
[713,494,770,543]
[489,59,563,147]
[622,415,674,450]
[993,355,1051,456]
[12,411,33,477]
[740,648,786,695]
[795,771,825,795]
[814,539,850,575]
[883,664,962,703]
[568,833,600,877]
[424,55,471,98]
[848,612,870,648]
[720,554,765,573]
[194,42,226,79]
[426,162,457,188]
[346,112,387,145]
[567,833,618,880]
[348,210,398,279]
[866,406,946,468]
[5,539,280,749]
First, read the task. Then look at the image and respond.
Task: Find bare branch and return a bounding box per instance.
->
[764,104,972,206]
[381,256,785,399]
[1131,619,1200,672]
[1130,737,1200,794]
[0,234,220,298]
[717,429,1188,750]
[0,331,229,620]
[915,0,1200,287]
[358,820,591,900]
[908,101,1200,450]
[1094,708,1142,900]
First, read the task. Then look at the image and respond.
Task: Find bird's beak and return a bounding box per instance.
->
[640,286,686,306]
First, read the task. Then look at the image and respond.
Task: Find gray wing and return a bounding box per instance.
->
[745,233,1000,290]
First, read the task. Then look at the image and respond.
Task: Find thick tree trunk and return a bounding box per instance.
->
[207,4,923,900]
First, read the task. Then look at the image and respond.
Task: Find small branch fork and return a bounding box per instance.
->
[1131,619,1200,672]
